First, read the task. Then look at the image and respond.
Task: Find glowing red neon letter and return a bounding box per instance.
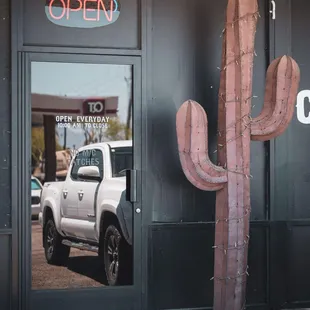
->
[49,0,66,20]
[97,0,113,22]
[66,0,83,20]
[83,0,97,21]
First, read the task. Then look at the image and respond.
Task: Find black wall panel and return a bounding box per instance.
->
[0,235,11,310]
[148,224,215,310]
[31,290,138,310]
[270,2,310,305]
[0,0,11,229]
[246,225,268,305]
[23,0,140,49]
[148,223,268,310]
[287,0,310,220]
[285,225,310,302]
[0,0,11,308]
[148,0,267,223]
[272,0,310,221]
[268,222,310,308]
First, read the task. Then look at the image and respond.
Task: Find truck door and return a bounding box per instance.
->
[59,150,91,238]
[75,148,104,241]
[59,154,80,219]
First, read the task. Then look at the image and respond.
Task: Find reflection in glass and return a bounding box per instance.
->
[31,62,133,289]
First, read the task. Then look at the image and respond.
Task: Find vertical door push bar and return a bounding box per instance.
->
[126,169,137,203]
[270,0,276,20]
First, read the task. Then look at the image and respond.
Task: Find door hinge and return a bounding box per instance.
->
[270,0,276,20]
[126,169,137,203]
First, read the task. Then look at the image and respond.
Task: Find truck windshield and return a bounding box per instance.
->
[31,179,41,190]
[110,146,133,177]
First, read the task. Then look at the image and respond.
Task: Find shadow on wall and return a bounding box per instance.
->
[147,86,217,222]
[147,0,229,223]
[146,0,268,223]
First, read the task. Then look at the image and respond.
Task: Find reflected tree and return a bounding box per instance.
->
[105,117,132,141]
[124,77,132,140]
[83,126,105,145]
[31,126,62,171]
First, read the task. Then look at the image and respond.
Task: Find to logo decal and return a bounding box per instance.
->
[88,101,104,113]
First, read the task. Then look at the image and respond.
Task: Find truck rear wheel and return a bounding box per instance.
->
[43,218,70,266]
[101,223,132,286]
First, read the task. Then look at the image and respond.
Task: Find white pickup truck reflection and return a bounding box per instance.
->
[38,140,133,286]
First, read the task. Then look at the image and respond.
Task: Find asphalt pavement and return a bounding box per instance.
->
[31,220,105,290]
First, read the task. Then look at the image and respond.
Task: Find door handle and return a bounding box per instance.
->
[270,0,276,20]
[126,169,137,202]
[78,190,84,201]
[63,189,68,199]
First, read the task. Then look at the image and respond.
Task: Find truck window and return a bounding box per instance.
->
[110,146,133,177]
[31,179,41,190]
[90,149,104,178]
[70,150,92,180]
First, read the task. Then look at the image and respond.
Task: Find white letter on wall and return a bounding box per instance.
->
[296,90,310,124]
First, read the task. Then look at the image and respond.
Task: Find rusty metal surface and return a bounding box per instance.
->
[251,56,300,141]
[176,100,227,191]
[176,0,300,309]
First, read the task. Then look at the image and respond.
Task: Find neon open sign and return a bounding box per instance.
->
[45,0,120,28]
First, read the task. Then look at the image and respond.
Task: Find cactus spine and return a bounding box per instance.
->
[176,0,300,309]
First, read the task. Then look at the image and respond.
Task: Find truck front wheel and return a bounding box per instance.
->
[43,218,70,266]
[101,224,132,286]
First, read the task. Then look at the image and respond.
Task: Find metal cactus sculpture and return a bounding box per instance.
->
[176,0,300,309]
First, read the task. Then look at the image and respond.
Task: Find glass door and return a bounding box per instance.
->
[19,53,142,310]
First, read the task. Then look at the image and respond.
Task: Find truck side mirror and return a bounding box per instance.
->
[77,166,102,182]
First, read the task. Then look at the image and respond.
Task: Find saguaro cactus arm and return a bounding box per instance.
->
[251,56,300,141]
[176,100,228,191]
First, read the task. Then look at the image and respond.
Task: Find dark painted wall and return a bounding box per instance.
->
[286,0,310,303]
[146,0,310,309]
[1,0,310,310]
[23,0,139,49]
[146,0,268,308]
[281,0,310,221]
[147,0,267,224]
[273,1,310,222]
[270,0,310,306]
[0,0,11,309]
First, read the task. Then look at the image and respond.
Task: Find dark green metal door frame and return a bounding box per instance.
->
[11,52,144,310]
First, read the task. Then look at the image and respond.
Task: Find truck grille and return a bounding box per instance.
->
[31,196,40,205]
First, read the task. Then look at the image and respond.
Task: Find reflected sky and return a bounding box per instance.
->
[31,62,132,148]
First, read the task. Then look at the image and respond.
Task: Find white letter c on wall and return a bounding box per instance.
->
[296,90,310,124]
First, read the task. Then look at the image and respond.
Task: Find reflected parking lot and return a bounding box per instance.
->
[31,62,134,290]
[32,220,105,289]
